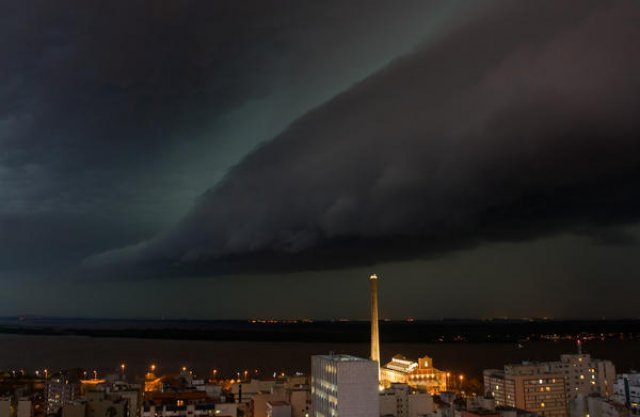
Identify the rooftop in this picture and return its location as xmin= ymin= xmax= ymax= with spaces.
xmin=314 ymin=354 xmax=371 ymax=362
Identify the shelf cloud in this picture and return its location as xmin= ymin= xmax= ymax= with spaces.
xmin=84 ymin=1 xmax=640 ymax=279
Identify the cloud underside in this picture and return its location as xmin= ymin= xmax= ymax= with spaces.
xmin=85 ymin=1 xmax=640 ymax=278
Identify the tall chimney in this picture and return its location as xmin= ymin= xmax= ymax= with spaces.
xmin=369 ymin=273 xmax=380 ymax=379
xmin=577 ymin=337 xmax=583 ymax=355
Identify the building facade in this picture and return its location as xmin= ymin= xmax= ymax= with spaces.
xmin=484 ymin=350 xmax=616 ymax=417
xmin=612 ymin=373 xmax=640 ymax=410
xmin=311 ymin=355 xmax=378 ymax=417
xmin=549 ymin=355 xmax=615 ymax=400
xmin=381 ymin=356 xmax=447 ymax=394
xmin=484 ymin=364 xmax=567 ymax=417
xmin=379 ymin=383 xmax=433 ymax=417
xmin=267 ymin=401 xmax=292 ymax=417
xmin=46 ymin=373 xmax=82 ymax=414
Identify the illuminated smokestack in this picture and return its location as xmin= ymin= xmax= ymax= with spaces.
xmin=369 ymin=273 xmax=380 ymax=379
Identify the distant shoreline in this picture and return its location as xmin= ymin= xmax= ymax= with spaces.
xmin=1 ymin=318 xmax=639 ymax=343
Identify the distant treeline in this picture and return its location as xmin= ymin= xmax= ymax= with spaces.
xmin=0 ymin=318 xmax=639 ymax=343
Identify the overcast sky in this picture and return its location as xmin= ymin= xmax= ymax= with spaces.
xmin=1 ymin=1 xmax=639 ymax=319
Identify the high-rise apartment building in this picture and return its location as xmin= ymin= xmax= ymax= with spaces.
xmin=311 ymin=355 xmax=379 ymax=417
xmin=484 ymin=364 xmax=567 ymax=417
xmin=484 ymin=348 xmax=616 ymax=417
xmin=549 ymin=354 xmax=615 ymax=400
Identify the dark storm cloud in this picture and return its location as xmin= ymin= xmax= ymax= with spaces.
xmin=85 ymin=1 xmax=640 ymax=278
xmin=1 ymin=0 xmax=453 ymax=172
xmin=1 ymin=0 xmax=459 ymax=273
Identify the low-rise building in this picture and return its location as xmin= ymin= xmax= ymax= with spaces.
xmin=380 ymin=383 xmax=433 ymax=417
xmin=61 ymin=403 xmax=86 ymax=417
xmin=612 ymin=373 xmax=640 ymax=410
xmin=570 ymin=395 xmax=630 ymax=417
xmin=381 ymin=356 xmax=447 ymax=394
xmin=0 ymin=399 xmax=11 ymax=417
xmin=46 ymin=371 xmax=83 ymax=414
xmin=141 ymin=403 xmax=237 ymax=417
xmin=16 ymin=400 xmax=31 ymax=417
xmin=267 ymin=401 xmax=291 ymax=417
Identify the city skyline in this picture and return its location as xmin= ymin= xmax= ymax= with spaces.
xmin=1 ymin=1 xmax=640 ymax=319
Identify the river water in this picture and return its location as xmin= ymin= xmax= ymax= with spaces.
xmin=1 ymin=335 xmax=638 ymax=380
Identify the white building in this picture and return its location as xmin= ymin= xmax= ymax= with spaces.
xmin=612 ymin=373 xmax=640 ymax=410
xmin=311 ymin=355 xmax=379 ymax=417
xmin=379 ymin=383 xmax=433 ymax=417
xmin=249 ymin=378 xmax=310 ymax=417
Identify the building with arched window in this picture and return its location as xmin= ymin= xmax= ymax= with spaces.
xmin=381 ymin=355 xmax=447 ymax=394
